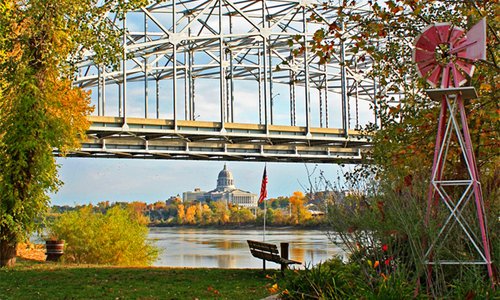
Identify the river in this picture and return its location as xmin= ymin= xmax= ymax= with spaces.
xmin=149 ymin=227 xmax=344 ymax=269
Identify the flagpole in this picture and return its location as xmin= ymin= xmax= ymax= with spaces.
xmin=262 ymin=164 xmax=267 ymax=271
xmin=263 ymin=195 xmax=266 ymax=242
xmin=258 ymin=164 xmax=268 ymax=246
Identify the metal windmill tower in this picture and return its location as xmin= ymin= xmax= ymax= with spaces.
xmin=413 ymin=19 xmax=495 ymax=286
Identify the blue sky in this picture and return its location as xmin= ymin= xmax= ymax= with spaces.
xmin=51 ymin=158 xmax=347 ymax=205
xmin=56 ymin=6 xmax=376 ymax=207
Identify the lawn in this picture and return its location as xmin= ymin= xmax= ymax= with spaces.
xmin=0 ymin=259 xmax=280 ymax=300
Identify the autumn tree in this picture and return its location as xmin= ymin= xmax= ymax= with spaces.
xmin=229 ymin=206 xmax=255 ymax=224
xmin=194 ymin=203 xmax=203 ymax=224
xmin=211 ymin=201 xmax=230 ymax=225
xmin=153 ymin=201 xmax=167 ymax=211
xmin=0 ymin=0 xmax=146 ymax=267
xmin=176 ymin=204 xmax=186 ymax=224
xmin=289 ymin=191 xmax=312 ymax=225
xmin=200 ymin=203 xmax=213 ymax=225
xmin=185 ymin=205 xmax=197 ymax=224
xmin=271 ymin=209 xmax=290 ymax=225
xmin=309 ymin=1 xmax=499 ymax=190
xmin=129 ymin=201 xmax=147 ymax=214
xmin=308 ymin=0 xmax=498 ymax=295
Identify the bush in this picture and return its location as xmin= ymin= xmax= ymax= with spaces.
xmin=279 ymin=258 xmax=417 ymax=300
xmin=48 ymin=205 xmax=158 ymax=266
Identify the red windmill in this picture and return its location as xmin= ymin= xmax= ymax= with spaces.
xmin=413 ymin=19 xmax=495 ymax=287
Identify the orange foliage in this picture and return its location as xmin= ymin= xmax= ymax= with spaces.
xmin=129 ymin=201 xmax=147 ymax=213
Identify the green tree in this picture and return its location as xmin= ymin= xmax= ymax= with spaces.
xmin=0 ymin=0 xmax=146 ymax=267
xmin=48 ymin=205 xmax=158 ymax=266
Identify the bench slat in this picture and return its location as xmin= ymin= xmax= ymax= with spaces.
xmin=247 ymin=240 xmax=279 ymax=255
xmin=247 ymin=240 xmax=301 ymax=266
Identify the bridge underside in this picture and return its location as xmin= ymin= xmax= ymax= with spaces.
xmin=58 ymin=116 xmax=370 ymax=163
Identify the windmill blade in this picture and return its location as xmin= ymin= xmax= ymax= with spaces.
xmin=414 ymin=49 xmax=436 ymax=64
xmin=464 ymin=18 xmax=487 ymax=61
xmin=441 ymin=64 xmax=452 ymax=88
xmin=449 ymin=26 xmax=466 ymax=45
xmin=413 ymin=19 xmax=485 ymax=88
xmin=455 ymin=59 xmax=475 ymax=78
xmin=450 ymin=63 xmax=467 ymax=87
xmin=435 ymin=24 xmax=451 ymax=44
xmin=418 ymin=60 xmax=438 ymax=79
xmin=415 ymin=33 xmax=437 ymax=52
xmin=427 ymin=65 xmax=442 ymax=87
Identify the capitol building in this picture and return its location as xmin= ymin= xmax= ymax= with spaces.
xmin=182 ymin=165 xmax=258 ymax=208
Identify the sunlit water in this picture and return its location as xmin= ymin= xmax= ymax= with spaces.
xmin=148 ymin=227 xmax=344 ymax=269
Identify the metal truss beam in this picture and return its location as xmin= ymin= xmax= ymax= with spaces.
xmin=58 ymin=116 xmax=371 ymax=163
xmin=73 ymin=0 xmax=377 ymax=162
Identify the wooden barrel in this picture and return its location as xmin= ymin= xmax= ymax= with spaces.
xmin=45 ymin=240 xmax=64 ymax=262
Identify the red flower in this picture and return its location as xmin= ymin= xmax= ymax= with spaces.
xmin=382 ymin=244 xmax=388 ymax=252
xmin=385 ymin=259 xmax=390 ymax=266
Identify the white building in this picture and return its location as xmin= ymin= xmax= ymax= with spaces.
xmin=183 ymin=165 xmax=258 ymax=208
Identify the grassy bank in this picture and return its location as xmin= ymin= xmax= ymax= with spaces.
xmin=0 ymin=259 xmax=279 ymax=300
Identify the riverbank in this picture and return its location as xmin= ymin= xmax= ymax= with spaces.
xmin=148 ymin=223 xmax=330 ymax=231
xmin=0 ymin=258 xmax=279 ymax=300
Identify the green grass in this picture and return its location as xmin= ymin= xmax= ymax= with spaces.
xmin=0 ymin=259 xmax=280 ymax=300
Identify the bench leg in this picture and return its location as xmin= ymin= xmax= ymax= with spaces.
xmin=281 ymin=263 xmax=286 ymax=276
xmin=263 ymin=260 xmax=266 ymax=271
xmin=280 ymin=242 xmax=290 ymax=276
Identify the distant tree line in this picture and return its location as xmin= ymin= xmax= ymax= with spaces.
xmin=50 ymin=191 xmax=340 ymax=227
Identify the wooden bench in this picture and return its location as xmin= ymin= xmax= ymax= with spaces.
xmin=247 ymin=240 xmax=301 ymax=274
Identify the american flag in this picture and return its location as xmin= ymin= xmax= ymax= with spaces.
xmin=258 ymin=167 xmax=267 ymax=204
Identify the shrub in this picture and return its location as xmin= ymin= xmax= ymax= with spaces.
xmin=279 ymin=258 xmax=419 ymax=299
xmin=279 ymin=258 xmax=374 ymax=299
xmin=48 ymin=205 xmax=158 ymax=266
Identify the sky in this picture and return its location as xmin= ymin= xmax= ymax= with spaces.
xmin=53 ymin=5 xmax=375 ymax=206
xmin=51 ymin=158 xmax=348 ymax=206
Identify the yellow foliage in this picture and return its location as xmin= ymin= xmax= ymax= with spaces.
xmin=289 ymin=191 xmax=312 ymax=224
xmin=48 ymin=206 xmax=158 ymax=266
xmin=185 ymin=205 xmax=197 ymax=224
xmin=176 ymin=204 xmax=185 ymax=224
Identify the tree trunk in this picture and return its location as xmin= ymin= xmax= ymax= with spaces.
xmin=0 ymin=237 xmax=17 ymax=267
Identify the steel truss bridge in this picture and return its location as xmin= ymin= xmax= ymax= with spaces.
xmin=68 ymin=0 xmax=378 ymax=163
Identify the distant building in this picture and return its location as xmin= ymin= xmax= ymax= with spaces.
xmin=183 ymin=164 xmax=258 ymax=208
xmin=166 ymin=195 xmax=182 ymax=204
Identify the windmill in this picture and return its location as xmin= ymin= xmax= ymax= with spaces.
xmin=412 ymin=19 xmax=495 ymax=286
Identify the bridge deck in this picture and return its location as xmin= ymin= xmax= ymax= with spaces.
xmin=60 ymin=116 xmax=371 ymax=163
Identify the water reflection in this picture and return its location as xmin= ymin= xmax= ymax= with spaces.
xmin=149 ymin=227 xmax=343 ymax=269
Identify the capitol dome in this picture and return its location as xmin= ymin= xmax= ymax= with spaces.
xmin=183 ymin=164 xmax=257 ymax=208
xmin=216 ymin=164 xmax=235 ymax=191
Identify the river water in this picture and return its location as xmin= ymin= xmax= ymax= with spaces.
xmin=149 ymin=227 xmax=344 ymax=269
